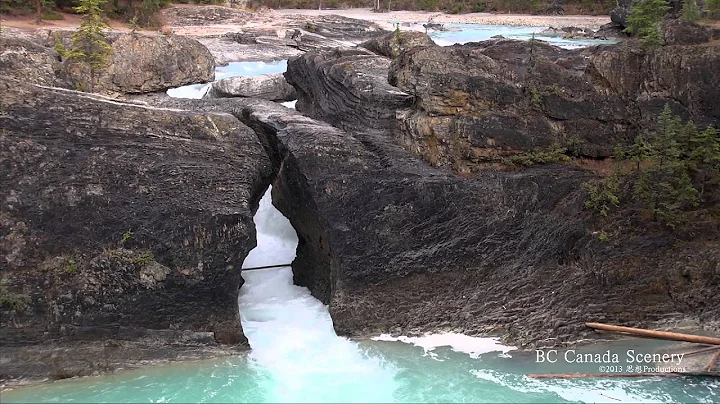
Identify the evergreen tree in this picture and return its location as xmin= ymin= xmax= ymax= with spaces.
xmin=681 ymin=0 xmax=701 ymax=22
xmin=689 ymin=125 xmax=720 ymax=197
xmin=633 ymin=162 xmax=698 ymax=226
xmin=708 ymin=0 xmax=720 ymax=19
xmin=623 ymin=136 xmax=653 ymax=171
xmin=651 ymin=104 xmax=683 ymax=165
xmin=624 ymin=0 xmax=670 ymax=48
xmin=68 ymin=0 xmax=113 ymax=92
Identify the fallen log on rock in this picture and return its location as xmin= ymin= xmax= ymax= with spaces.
xmin=682 ymin=346 xmax=720 ymax=357
xmin=585 ymin=323 xmax=720 ymax=345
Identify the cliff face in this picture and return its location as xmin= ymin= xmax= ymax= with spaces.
xmin=277 ymin=35 xmax=719 ymax=344
xmin=0 ymin=78 xmax=271 ymax=380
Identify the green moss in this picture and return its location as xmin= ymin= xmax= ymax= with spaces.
xmin=63 ymin=259 xmax=79 ymax=274
xmin=502 ymin=143 xmax=570 ymax=168
xmin=0 ymin=283 xmax=31 ymax=314
xmin=546 ymin=84 xmax=563 ymax=96
xmin=120 ymin=230 xmax=133 ymax=245
xmin=131 ymin=250 xmax=155 ymax=265
xmin=529 ymin=85 xmax=541 ymax=108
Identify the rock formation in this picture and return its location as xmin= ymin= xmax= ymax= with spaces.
xmin=0 ymin=77 xmax=271 ymax=380
xmin=386 ymin=38 xmax=719 ymax=172
xmin=276 ymin=35 xmax=719 ymax=347
xmin=206 ymin=73 xmax=297 ymax=101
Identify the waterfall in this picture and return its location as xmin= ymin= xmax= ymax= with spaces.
xmin=238 ymin=186 xmax=398 ymax=402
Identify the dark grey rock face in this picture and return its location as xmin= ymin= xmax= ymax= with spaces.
xmin=384 ymin=38 xmax=719 ymax=172
xmin=0 ymin=78 xmax=272 ymax=381
xmin=226 ymin=99 xmax=720 ymax=350
xmin=276 ymin=39 xmax=719 ymax=347
xmin=206 ymin=73 xmax=297 ymax=101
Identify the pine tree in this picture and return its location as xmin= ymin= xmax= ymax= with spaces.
xmin=624 ymin=0 xmax=671 ymax=48
xmin=651 ymin=104 xmax=683 ymax=166
xmin=681 ymin=0 xmax=701 ymax=22
xmin=624 ymin=136 xmax=653 ymax=171
xmin=633 ymin=162 xmax=698 ymax=226
xmin=68 ymin=0 xmax=113 ymax=92
xmin=689 ymin=125 xmax=720 ymax=197
xmin=708 ymin=0 xmax=720 ymax=19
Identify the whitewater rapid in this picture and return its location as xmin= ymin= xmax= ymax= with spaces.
xmin=238 ymin=186 xmax=398 ymax=402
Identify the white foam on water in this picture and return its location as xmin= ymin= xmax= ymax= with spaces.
xmin=471 ymin=369 xmax=671 ymax=403
xmin=166 ymin=83 xmax=211 ymax=99
xmin=239 ymin=186 xmax=398 ymax=403
xmin=280 ymin=100 xmax=297 ymax=109
xmin=373 ymin=332 xmax=515 ymax=359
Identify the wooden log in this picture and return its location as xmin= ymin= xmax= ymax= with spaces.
xmin=683 ymin=345 xmax=720 ymax=357
xmin=585 ymin=322 xmax=720 ymax=345
xmin=241 ymin=263 xmax=292 ymax=271
xmin=706 ymin=350 xmax=720 ymax=372
xmin=527 ymin=372 xmax=719 ymax=379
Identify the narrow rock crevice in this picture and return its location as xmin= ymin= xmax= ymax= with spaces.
xmin=238 ymin=112 xmax=336 ymax=306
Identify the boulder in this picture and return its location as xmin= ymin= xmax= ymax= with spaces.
xmin=206 ymin=73 xmax=297 ymax=101
xmin=359 ymin=31 xmax=436 ymax=59
xmin=0 ymin=77 xmax=272 ymax=380
xmin=594 ymin=22 xmax=627 ymax=39
xmin=661 ymin=18 xmax=712 ymax=45
xmin=0 ymin=36 xmax=60 ymax=87
xmin=58 ymin=33 xmax=215 ymax=94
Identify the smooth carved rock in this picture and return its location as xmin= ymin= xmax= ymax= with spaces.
xmin=59 ymin=33 xmax=215 ymax=94
xmin=206 ymin=73 xmax=297 ymax=101
xmin=0 ymin=77 xmax=272 ymax=365
xmin=285 ymin=47 xmax=413 ymax=135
